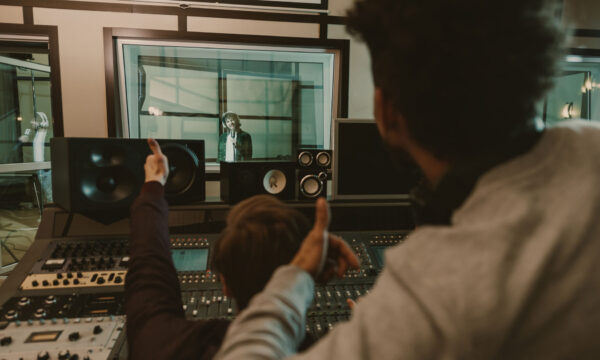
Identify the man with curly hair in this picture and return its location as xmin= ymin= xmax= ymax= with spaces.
xmin=214 ymin=0 xmax=600 ymax=359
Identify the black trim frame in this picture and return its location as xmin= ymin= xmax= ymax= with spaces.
xmin=0 ymin=0 xmax=347 ymax=25
xmin=0 ymin=24 xmax=64 ymax=137
xmin=104 ymin=27 xmax=349 ymax=137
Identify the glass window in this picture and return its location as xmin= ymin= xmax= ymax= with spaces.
xmin=0 ymin=35 xmax=54 ymax=272
xmin=117 ymin=40 xmax=339 ymax=164
xmin=0 ymin=49 xmax=53 ymax=166
xmin=536 ymin=54 xmax=600 ymax=125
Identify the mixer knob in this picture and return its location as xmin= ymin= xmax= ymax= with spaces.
xmin=52 ymin=279 xmax=59 ymax=286
xmin=93 ymin=325 xmax=103 ymax=334
xmin=96 ymin=277 xmax=105 ymax=285
xmin=37 ymin=350 xmax=50 ymax=360
xmin=45 ymin=295 xmax=56 ymax=305
xmin=18 ymin=297 xmax=30 ymax=307
xmin=57 ymin=273 xmax=63 ymax=279
xmin=68 ymin=331 xmax=81 ymax=341
xmin=67 ymin=272 xmax=73 ymax=279
xmin=5 ymin=309 xmax=17 ymax=320
xmin=42 ymin=280 xmax=49 ymax=286
xmin=58 ymin=349 xmax=70 ymax=360
xmin=0 ymin=336 xmax=12 ymax=346
xmin=32 ymin=280 xmax=39 ymax=287
xmin=114 ymin=276 xmax=123 ymax=284
xmin=34 ymin=308 xmax=46 ymax=319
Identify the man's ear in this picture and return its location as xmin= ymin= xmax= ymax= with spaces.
xmin=374 ymin=87 xmax=406 ymax=146
xmin=220 ymin=274 xmax=232 ymax=297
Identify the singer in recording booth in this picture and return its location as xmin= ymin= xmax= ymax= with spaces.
xmin=218 ymin=112 xmax=252 ymax=162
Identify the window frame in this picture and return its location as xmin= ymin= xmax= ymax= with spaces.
xmin=0 ymin=24 xmax=64 ymax=172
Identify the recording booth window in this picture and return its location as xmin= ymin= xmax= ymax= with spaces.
xmin=116 ymin=39 xmax=340 ymax=167
xmin=535 ymin=52 xmax=600 ymax=126
xmin=0 ymin=35 xmax=54 ymax=273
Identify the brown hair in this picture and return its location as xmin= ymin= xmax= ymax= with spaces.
xmin=213 ymin=195 xmax=310 ymax=310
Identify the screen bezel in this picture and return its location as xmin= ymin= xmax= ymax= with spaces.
xmin=332 ymin=118 xmax=412 ymax=201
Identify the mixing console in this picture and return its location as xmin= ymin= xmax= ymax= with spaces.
xmin=0 ymin=229 xmax=408 ymax=358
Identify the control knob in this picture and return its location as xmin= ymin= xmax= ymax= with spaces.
xmin=34 ymin=308 xmax=46 ymax=319
xmin=18 ymin=297 xmax=30 ymax=307
xmin=58 ymin=349 xmax=71 ymax=360
xmin=37 ymin=350 xmax=50 ymax=360
xmin=4 ymin=309 xmax=17 ymax=320
xmin=0 ymin=336 xmax=12 ymax=346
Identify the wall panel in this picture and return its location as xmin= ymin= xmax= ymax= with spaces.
xmin=187 ymin=17 xmax=319 ymax=38
xmin=34 ymin=8 xmax=177 ymax=137
xmin=0 ymin=5 xmax=23 ymax=24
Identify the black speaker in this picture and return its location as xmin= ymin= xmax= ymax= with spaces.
xmin=296 ymin=149 xmax=331 ymax=200
xmin=220 ymin=161 xmax=296 ymax=204
xmin=297 ymin=149 xmax=332 ymax=170
xmin=51 ymin=138 xmax=205 ymax=221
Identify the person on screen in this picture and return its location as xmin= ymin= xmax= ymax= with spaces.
xmin=125 ymin=140 xmax=313 ymax=359
xmin=213 ymin=0 xmax=600 ymax=359
xmin=218 ymin=112 xmax=252 ymax=162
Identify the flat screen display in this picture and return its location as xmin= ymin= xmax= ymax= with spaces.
xmin=372 ymin=246 xmax=387 ymax=268
xmin=333 ymin=119 xmax=421 ymax=199
xmin=171 ymin=249 xmax=208 ymax=272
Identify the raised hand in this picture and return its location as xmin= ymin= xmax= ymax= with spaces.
xmin=144 ymin=138 xmax=169 ymax=185
xmin=291 ymin=198 xmax=360 ymax=282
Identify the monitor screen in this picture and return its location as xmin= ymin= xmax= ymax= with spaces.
xmin=333 ymin=119 xmax=421 ymax=200
xmin=171 ymin=249 xmax=209 ymax=272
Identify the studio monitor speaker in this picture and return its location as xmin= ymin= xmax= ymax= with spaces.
xmin=220 ymin=161 xmax=296 ymax=204
xmin=296 ymin=149 xmax=331 ymax=200
xmin=51 ymin=138 xmax=205 ymax=220
xmin=297 ymin=149 xmax=332 ymax=170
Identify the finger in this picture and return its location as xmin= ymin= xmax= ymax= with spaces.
xmin=331 ymin=235 xmax=360 ymax=270
xmin=346 ymin=298 xmax=356 ymax=310
xmin=312 ymin=197 xmax=331 ymax=234
xmin=147 ymin=138 xmax=163 ymax=156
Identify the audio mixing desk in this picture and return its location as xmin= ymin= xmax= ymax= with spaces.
xmin=0 ymin=202 xmax=414 ymax=359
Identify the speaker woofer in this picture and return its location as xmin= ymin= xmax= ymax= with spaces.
xmin=300 ymin=174 xmax=323 ymax=198
xmin=316 ymin=151 xmax=331 ymax=168
xmin=298 ymin=151 xmax=313 ymax=167
xmin=163 ymin=143 xmax=199 ymax=195
xmin=80 ymin=167 xmax=136 ymax=203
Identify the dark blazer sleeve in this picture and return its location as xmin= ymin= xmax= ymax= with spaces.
xmin=218 ymin=133 xmax=227 ymax=161
xmin=125 ymin=181 xmax=229 ymax=360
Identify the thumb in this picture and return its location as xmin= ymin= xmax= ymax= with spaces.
xmin=312 ymin=197 xmax=330 ymax=235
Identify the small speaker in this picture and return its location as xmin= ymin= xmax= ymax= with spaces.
xmin=51 ymin=138 xmax=205 ymax=221
xmin=220 ymin=161 xmax=296 ymax=204
xmin=297 ymin=149 xmax=332 ymax=170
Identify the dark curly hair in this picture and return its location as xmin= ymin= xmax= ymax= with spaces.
xmin=347 ymin=0 xmax=563 ymax=161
